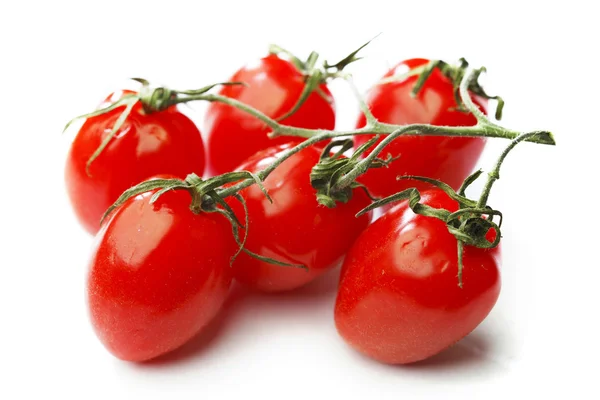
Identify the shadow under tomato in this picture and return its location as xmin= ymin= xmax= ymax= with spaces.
xmin=390 ymin=329 xmax=513 ymax=379
xmin=406 ymin=331 xmax=497 ymax=370
xmin=133 ymin=265 xmax=512 ymax=376
xmin=139 ymin=265 xmax=342 ymax=367
xmin=334 ymin=329 xmax=507 ymax=381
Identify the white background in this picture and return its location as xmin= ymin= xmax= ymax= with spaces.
xmin=1 ymin=1 xmax=598 ymax=399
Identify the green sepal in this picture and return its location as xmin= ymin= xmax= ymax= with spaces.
xmin=85 ymin=98 xmax=138 ymax=176
xmin=101 ymin=178 xmax=185 ymax=224
xmin=276 ymin=69 xmax=324 ymax=122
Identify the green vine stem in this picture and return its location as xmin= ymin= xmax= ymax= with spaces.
xmin=475 ymin=130 xmax=548 ymax=208
xmin=353 ymin=129 xmax=551 ymax=287
xmin=169 ymin=67 xmax=554 ymax=200
xmin=267 ymin=39 xmax=373 ymax=121
xmin=105 ymin=63 xmax=554 ymax=203
xmin=91 ymin=57 xmax=555 ymax=276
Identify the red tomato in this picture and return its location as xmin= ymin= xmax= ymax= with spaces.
xmin=204 ymin=54 xmax=335 ymax=176
xmin=87 ymin=182 xmax=234 ymax=362
xmin=229 ymin=144 xmax=372 ymax=292
xmin=65 ymin=91 xmax=206 ymax=235
xmin=334 ymin=189 xmax=500 ymax=364
xmin=355 ymin=58 xmax=487 ymax=199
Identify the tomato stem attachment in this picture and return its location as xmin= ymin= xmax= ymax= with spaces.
xmin=356 ymin=177 xmax=501 ymax=287
xmin=101 ymin=171 xmax=306 ymax=271
xmin=63 ymin=81 xmax=244 ymax=176
xmin=267 ymin=38 xmax=376 ymax=121
xmin=384 ymin=58 xmax=506 ymax=120
xmin=355 ymin=130 xmax=545 ymax=286
xmin=309 ymin=138 xmax=382 ymax=207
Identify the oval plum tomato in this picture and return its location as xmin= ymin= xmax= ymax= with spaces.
xmin=65 ymin=91 xmax=206 ymax=235
xmin=334 ymin=189 xmax=500 ymax=364
xmin=87 ymin=179 xmax=234 ymax=362
xmin=204 ymin=54 xmax=335 ymax=176
xmin=355 ymin=58 xmax=487 ymax=199
xmin=229 ymin=143 xmax=372 ymax=292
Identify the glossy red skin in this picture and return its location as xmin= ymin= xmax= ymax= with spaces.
xmin=230 ymin=144 xmax=372 ymax=292
xmin=355 ymin=58 xmax=487 ymax=199
xmin=87 ymin=185 xmax=234 ymax=362
xmin=334 ymin=189 xmax=501 ymax=364
xmin=204 ymin=54 xmax=335 ymax=176
xmin=65 ymin=91 xmax=205 ymax=235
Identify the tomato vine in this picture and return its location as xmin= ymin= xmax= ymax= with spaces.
xmin=72 ymin=50 xmax=555 ymax=285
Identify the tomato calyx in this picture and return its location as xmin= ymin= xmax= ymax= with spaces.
xmin=357 ymin=130 xmax=552 ymax=287
xmin=357 ymin=176 xmax=502 ymax=288
xmin=102 ymin=171 xmax=307 ymax=271
xmin=63 ymin=93 xmax=139 ymax=175
xmin=268 ymin=37 xmax=374 ymax=122
xmin=63 ymin=80 xmax=244 ymax=175
xmin=381 ymin=58 xmax=506 ymax=121
xmin=310 ymin=138 xmax=394 ymax=208
xmin=103 ymin=171 xmax=264 ymax=223
xmin=130 ymin=78 xmax=178 ymax=114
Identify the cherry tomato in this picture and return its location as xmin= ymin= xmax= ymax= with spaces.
xmin=65 ymin=91 xmax=206 ymax=235
xmin=204 ymin=54 xmax=335 ymax=176
xmin=229 ymin=144 xmax=372 ymax=292
xmin=334 ymin=189 xmax=500 ymax=364
xmin=355 ymin=58 xmax=487 ymax=199
xmin=87 ymin=181 xmax=234 ymax=362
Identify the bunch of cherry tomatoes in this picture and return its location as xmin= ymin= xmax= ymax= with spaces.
xmin=64 ymin=46 xmax=533 ymax=365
